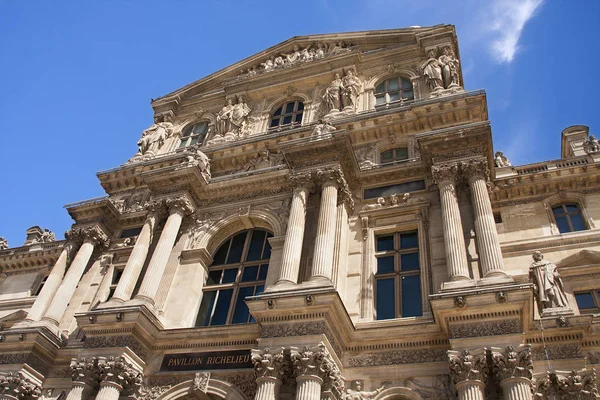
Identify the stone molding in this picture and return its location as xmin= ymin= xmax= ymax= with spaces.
xmin=448 ymin=349 xmax=488 ymax=384
xmin=0 ymin=371 xmax=42 ymax=400
xmin=490 ymin=345 xmax=533 ymax=382
xmin=448 ymin=319 xmax=521 ymax=338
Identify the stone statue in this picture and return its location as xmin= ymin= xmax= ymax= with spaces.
xmin=362 ymin=197 xmax=386 ymax=210
xmin=529 ymin=251 xmax=568 ymax=311
xmin=314 ymin=43 xmax=326 ymax=59
xmin=583 ymin=135 xmax=600 ymax=154
xmin=494 ymin=151 xmax=512 ymax=167
xmin=274 ymin=55 xmax=285 ymax=68
xmin=323 ymin=73 xmax=343 ymax=113
xmin=216 ymin=98 xmax=235 ymax=136
xmin=300 ymin=45 xmax=314 ymax=62
xmin=137 ymin=115 xmax=173 ymax=156
xmin=422 ymin=48 xmax=443 ymax=92
xmin=40 ymin=228 xmax=56 ymax=243
xmin=238 ymin=150 xmax=278 ymax=172
xmin=438 ymin=46 xmax=460 ymax=88
xmin=284 ymin=44 xmax=301 ymax=63
xmin=344 ymin=381 xmax=388 ymax=400
xmin=341 ymin=69 xmax=362 ymax=111
xmin=185 ymin=147 xmax=211 ymax=180
xmin=312 ymin=120 xmax=337 ymax=137
xmin=216 ymin=96 xmax=251 ymax=138
xmin=261 ymin=57 xmax=274 ymax=72
xmin=0 ymin=237 xmax=7 ymax=250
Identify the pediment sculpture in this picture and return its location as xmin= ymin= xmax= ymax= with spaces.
xmin=422 ymin=45 xmax=464 ymax=98
xmin=136 ymin=115 xmax=174 ymax=158
xmin=583 ymin=135 xmax=600 ymax=154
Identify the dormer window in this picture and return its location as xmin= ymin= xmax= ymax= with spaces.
xmin=375 ymin=77 xmax=414 ymax=106
xmin=180 ymin=121 xmax=209 ymax=147
xmin=270 ymin=101 xmax=304 ymax=129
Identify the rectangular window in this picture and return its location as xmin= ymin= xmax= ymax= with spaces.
xmin=575 ymin=291 xmax=600 ymax=312
xmin=120 ymin=227 xmax=142 ymax=238
xmin=108 ymin=268 xmax=124 ymax=300
xmin=364 ymin=180 xmax=425 ymax=200
xmin=552 ymin=204 xmax=587 ymax=233
xmin=374 ymin=231 xmax=422 ymax=320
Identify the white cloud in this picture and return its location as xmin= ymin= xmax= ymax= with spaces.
xmin=487 ymin=0 xmax=544 ymax=63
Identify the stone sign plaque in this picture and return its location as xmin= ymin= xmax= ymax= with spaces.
xmin=160 ymin=350 xmax=252 ymax=372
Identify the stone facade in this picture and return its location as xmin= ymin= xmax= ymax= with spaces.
xmin=1 ymin=25 xmax=600 ymax=400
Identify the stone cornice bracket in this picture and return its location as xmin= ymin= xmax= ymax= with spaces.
xmin=448 ymin=349 xmax=488 ymax=384
xmin=165 ymin=195 xmax=196 ymax=217
xmin=98 ymin=356 xmax=143 ymax=395
xmin=70 ymin=357 xmax=101 ymax=388
xmin=431 ymin=162 xmax=459 ymax=186
xmin=251 ymin=348 xmax=288 ymax=380
xmin=491 ymin=345 xmax=533 ymax=382
xmin=0 ymin=372 xmax=42 ymax=400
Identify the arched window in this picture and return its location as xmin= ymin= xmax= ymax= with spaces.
xmin=179 ymin=121 xmax=210 ymax=148
xmin=270 ymin=101 xmax=304 ymax=129
xmin=552 ymin=203 xmax=587 ymax=233
xmin=380 ymin=147 xmax=409 ymax=163
xmin=196 ymin=229 xmax=273 ymax=326
xmin=375 ymin=77 xmax=414 ymax=106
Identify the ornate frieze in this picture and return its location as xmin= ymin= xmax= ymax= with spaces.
xmin=490 ymin=345 xmax=533 ymax=382
xmin=355 ymin=145 xmax=376 ymax=169
xmin=447 ymin=349 xmax=488 ymax=384
xmin=448 ymin=319 xmax=521 ymax=339
xmin=0 ymin=372 xmax=42 ymax=400
xmin=228 ymin=150 xmax=284 ymax=175
xmin=83 ymin=336 xmax=148 ymax=359
xmin=135 ymin=384 xmax=172 ymax=400
xmin=348 ymin=349 xmax=447 ymax=367
xmin=531 ymin=344 xmax=581 ymax=361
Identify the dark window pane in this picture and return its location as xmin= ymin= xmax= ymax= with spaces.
xmin=285 ymin=102 xmax=295 ymax=114
xmin=213 ymin=239 xmax=230 ymax=265
xmin=403 ymin=90 xmax=414 ymax=100
xmin=222 ymin=268 xmax=238 ymax=283
xmin=401 ymin=253 xmax=420 ymax=271
xmin=283 ymin=115 xmax=292 ymax=125
xmin=297 ymin=102 xmax=304 ymax=111
xmin=258 ymin=264 xmax=268 ymax=281
xmin=389 ymin=93 xmax=400 ymax=102
xmin=376 ymin=235 xmax=394 ymax=252
xmin=402 ymin=275 xmax=422 ymax=317
xmin=207 ymin=270 xmax=222 ymax=285
xmin=294 ymin=113 xmax=303 ymax=123
xmin=249 ymin=285 xmax=264 ymax=323
xmin=120 ymin=227 xmax=142 ymax=238
xmin=395 ymin=148 xmax=409 ymax=160
xmin=387 ymin=79 xmax=399 ymax=90
xmin=552 ymin=206 xmax=564 ymax=216
xmin=570 ymin=214 xmax=586 ymax=231
xmin=112 ymin=269 xmax=124 ymax=284
xmin=232 ymin=286 xmax=254 ymax=324
xmin=190 ymin=137 xmax=199 ymax=145
xmin=402 ymin=78 xmax=413 ymax=89
xmin=375 ymin=95 xmax=386 ymax=106
xmin=376 ymin=256 xmax=395 ymax=274
xmin=565 ymin=204 xmax=579 ymax=213
xmin=381 ymin=150 xmax=393 ymax=163
xmin=376 ymin=278 xmax=395 ymax=320
xmin=555 ymin=216 xmax=571 ymax=233
xmin=400 ymin=232 xmax=418 ymax=248
xmin=270 ymin=118 xmax=280 ymax=128
xmin=375 ymin=82 xmax=385 ymax=93
xmin=364 ymin=180 xmax=426 ymax=199
xmin=273 ymin=107 xmax=282 ymax=116
xmin=262 ymin=237 xmax=272 ymax=259
xmin=181 ymin=126 xmax=192 ymax=138
xmin=575 ymin=292 xmax=596 ymax=309
xmin=210 ymin=289 xmax=233 ymax=326
xmin=227 ymin=232 xmax=247 ymax=264
xmin=197 ymin=291 xmax=216 ymax=326
xmin=247 ymin=230 xmax=266 ymax=261
xmin=241 ymin=266 xmax=259 ymax=282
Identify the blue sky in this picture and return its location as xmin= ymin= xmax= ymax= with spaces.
xmin=1 ymin=0 xmax=599 ymax=246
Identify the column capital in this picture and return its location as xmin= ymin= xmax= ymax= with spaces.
xmin=98 ymin=356 xmax=143 ymax=395
xmin=431 ymin=162 xmax=459 ymax=185
xmin=69 ymin=225 xmax=110 ymax=248
xmin=145 ymin=199 xmax=167 ymax=219
xmin=461 ymin=158 xmax=490 ymax=183
xmin=0 ymin=372 xmax=42 ymax=400
xmin=166 ymin=196 xmax=195 ymax=216
xmin=448 ymin=349 xmax=488 ymax=385
xmin=70 ymin=357 xmax=101 ymax=388
xmin=291 ymin=343 xmax=342 ymax=393
xmin=289 ymin=172 xmax=314 ymax=191
xmin=252 ymin=348 xmax=288 ymax=380
xmin=491 ymin=345 xmax=533 ymax=382
xmin=314 ymin=166 xmax=344 ymax=187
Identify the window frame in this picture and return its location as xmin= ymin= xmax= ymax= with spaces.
xmin=269 ymin=100 xmax=304 ymax=130
xmin=542 ymin=194 xmax=595 ymax=235
xmin=179 ymin=121 xmax=210 ymax=148
xmin=574 ymin=290 xmax=600 ymax=313
xmin=380 ymin=147 xmax=409 ymax=164
xmin=374 ymin=77 xmax=414 ymax=107
xmin=196 ymin=229 xmax=273 ymax=327
xmin=551 ymin=203 xmax=587 ymax=233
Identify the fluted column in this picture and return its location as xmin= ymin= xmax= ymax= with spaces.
xmin=432 ymin=163 xmax=470 ymax=281
xmin=492 ymin=345 xmax=533 ymax=400
xmin=252 ymin=348 xmax=285 ymax=400
xmin=26 ymin=234 xmax=79 ymax=322
xmin=43 ymin=226 xmax=108 ymax=325
xmin=111 ymin=203 xmax=163 ymax=302
xmin=95 ymin=382 xmax=121 ymax=400
xmin=136 ymin=196 xmax=194 ymax=305
xmin=66 ymin=382 xmax=95 ymax=400
xmin=67 ymin=357 xmax=100 ymax=400
xmin=463 ymin=159 xmax=507 ymax=278
xmin=448 ymin=349 xmax=488 ymax=400
xmin=277 ymin=177 xmax=311 ymax=285
xmin=292 ymin=343 xmax=342 ymax=400
xmin=95 ymin=356 xmax=142 ymax=400
xmin=310 ymin=169 xmax=345 ymax=283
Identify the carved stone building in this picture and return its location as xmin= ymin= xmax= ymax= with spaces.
xmin=2 ymin=25 xmax=600 ymax=400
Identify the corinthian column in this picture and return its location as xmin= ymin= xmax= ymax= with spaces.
xmin=291 ymin=343 xmax=342 ymax=400
xmin=95 ymin=357 xmax=142 ymax=400
xmin=252 ymin=348 xmax=286 ymax=400
xmin=432 ymin=163 xmax=470 ymax=282
xmin=462 ymin=159 xmax=507 ymax=278
xmin=276 ymin=174 xmax=311 ymax=286
xmin=43 ymin=225 xmax=109 ymax=325
xmin=310 ymin=169 xmax=345 ymax=284
xmin=136 ymin=196 xmax=194 ymax=306
xmin=491 ymin=345 xmax=533 ymax=400
xmin=111 ymin=202 xmax=164 ymax=302
xmin=448 ymin=349 xmax=488 ymax=400
xmin=67 ymin=357 xmax=100 ymax=400
xmin=25 ymin=232 xmax=79 ymax=322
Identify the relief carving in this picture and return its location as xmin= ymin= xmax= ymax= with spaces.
xmin=98 ymin=356 xmax=143 ymax=394
xmin=251 ymin=348 xmax=287 ymax=380
xmin=0 ymin=372 xmax=42 ymax=400
xmin=136 ymin=115 xmax=174 ymax=158
xmin=491 ymin=345 xmax=533 ymax=382
xmin=192 ymin=372 xmax=210 ymax=393
xmin=447 ymin=349 xmax=488 ymax=384
xmin=448 ymin=319 xmax=521 ymax=338
xmin=431 ymin=163 xmax=459 ymax=185
xmin=403 ymin=376 xmax=453 ymax=400
xmin=348 ymin=349 xmax=447 ymax=367
xmin=230 ymin=150 xmax=284 ymax=174
xmin=222 ymin=373 xmax=256 ymax=400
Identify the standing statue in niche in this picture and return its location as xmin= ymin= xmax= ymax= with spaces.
xmin=529 ymin=251 xmax=568 ymax=311
xmin=137 ymin=115 xmax=174 ymax=156
xmin=341 ymin=69 xmax=362 ymax=111
xmin=494 ymin=151 xmax=512 ymax=167
xmin=422 ymin=48 xmax=444 ymax=92
xmin=323 ymin=73 xmax=343 ymax=113
xmin=438 ymin=46 xmax=461 ymax=88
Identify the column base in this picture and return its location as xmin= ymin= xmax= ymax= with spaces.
xmin=264 ymin=280 xmax=299 ymax=293
xmin=94 ymin=298 xmax=126 ymax=310
xmin=304 ymin=276 xmax=334 ymax=289
xmin=441 ymin=275 xmax=514 ymax=292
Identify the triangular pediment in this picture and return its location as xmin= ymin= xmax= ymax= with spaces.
xmin=152 ymin=25 xmax=456 ymax=112
xmin=557 ymin=250 xmax=600 ymax=268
